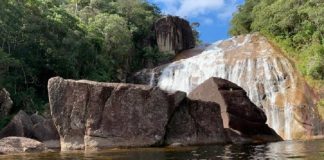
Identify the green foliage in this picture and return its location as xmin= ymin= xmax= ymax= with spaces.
xmin=317 ymin=99 xmax=324 ymax=119
xmin=230 ymin=0 xmax=324 ymax=80
xmin=0 ymin=0 xmax=162 ymax=113
xmin=0 ymin=115 xmax=12 ymax=130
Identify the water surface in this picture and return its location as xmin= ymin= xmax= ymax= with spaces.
xmin=1 ymin=139 xmax=324 ymax=160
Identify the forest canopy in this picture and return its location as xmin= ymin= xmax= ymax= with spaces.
xmin=0 ymin=0 xmax=163 ymax=113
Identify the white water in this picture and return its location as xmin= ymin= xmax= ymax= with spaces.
xmin=149 ymin=71 xmax=155 ymax=87
xmin=154 ymin=34 xmax=302 ymax=140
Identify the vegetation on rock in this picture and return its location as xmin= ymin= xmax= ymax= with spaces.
xmin=230 ymin=0 xmax=324 ymax=118
xmin=230 ymin=0 xmax=324 ymax=81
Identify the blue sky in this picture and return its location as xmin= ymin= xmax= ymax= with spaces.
xmin=148 ymin=0 xmax=245 ymax=43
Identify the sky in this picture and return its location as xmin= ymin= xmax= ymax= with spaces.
xmin=148 ymin=0 xmax=245 ymax=43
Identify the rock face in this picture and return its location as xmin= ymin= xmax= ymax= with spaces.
xmin=0 ymin=137 xmax=45 ymax=153
xmin=0 ymin=110 xmax=34 ymax=138
xmin=0 ymin=111 xmax=60 ymax=148
xmin=154 ymin=16 xmax=195 ymax=54
xmin=48 ymin=77 xmax=186 ymax=150
xmin=165 ymin=99 xmax=229 ymax=145
xmin=133 ymin=33 xmax=321 ymax=140
xmin=189 ymin=78 xmax=282 ymax=143
xmin=30 ymin=113 xmax=60 ymax=148
xmin=48 ymin=77 xmax=281 ymax=150
xmin=0 ymin=88 xmax=13 ymax=117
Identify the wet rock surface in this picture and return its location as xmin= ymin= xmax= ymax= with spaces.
xmin=132 ymin=33 xmax=321 ymax=140
xmin=0 ymin=137 xmax=45 ymax=153
xmin=154 ymin=16 xmax=195 ymax=54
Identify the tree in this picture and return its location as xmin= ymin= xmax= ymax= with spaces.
xmin=230 ymin=0 xmax=324 ymax=80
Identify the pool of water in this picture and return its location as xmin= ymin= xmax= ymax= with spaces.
xmin=1 ymin=139 xmax=324 ymax=160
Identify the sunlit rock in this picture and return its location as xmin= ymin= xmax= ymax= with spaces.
xmin=133 ymin=33 xmax=322 ymax=140
xmin=0 ymin=137 xmax=45 ymax=153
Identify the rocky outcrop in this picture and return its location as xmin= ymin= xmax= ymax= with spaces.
xmin=30 ymin=113 xmax=60 ymax=148
xmin=0 ymin=88 xmax=13 ymax=117
xmin=165 ymin=99 xmax=228 ymax=145
xmin=48 ymin=77 xmax=186 ymax=150
xmin=189 ymin=78 xmax=282 ymax=143
xmin=154 ymin=16 xmax=195 ymax=54
xmin=132 ymin=33 xmax=321 ymax=140
xmin=0 ymin=111 xmax=60 ymax=148
xmin=0 ymin=137 xmax=45 ymax=153
xmin=48 ymin=77 xmax=281 ymax=150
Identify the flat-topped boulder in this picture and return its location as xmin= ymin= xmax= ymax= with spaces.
xmin=48 ymin=77 xmax=281 ymax=150
xmin=189 ymin=77 xmax=282 ymax=143
xmin=48 ymin=77 xmax=228 ymax=150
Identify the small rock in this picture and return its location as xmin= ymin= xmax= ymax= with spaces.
xmin=169 ymin=143 xmax=183 ymax=147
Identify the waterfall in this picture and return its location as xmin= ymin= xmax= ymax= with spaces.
xmin=151 ymin=33 xmax=319 ymax=140
xmin=149 ymin=71 xmax=155 ymax=87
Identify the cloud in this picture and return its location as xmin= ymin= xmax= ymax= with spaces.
xmin=202 ymin=18 xmax=214 ymax=25
xmin=152 ymin=0 xmax=238 ymax=20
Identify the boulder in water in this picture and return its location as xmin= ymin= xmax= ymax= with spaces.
xmin=48 ymin=77 xmax=187 ymax=150
xmin=0 ymin=137 xmax=45 ymax=153
xmin=165 ymin=99 xmax=229 ymax=145
xmin=48 ymin=77 xmax=281 ymax=150
xmin=189 ymin=77 xmax=282 ymax=143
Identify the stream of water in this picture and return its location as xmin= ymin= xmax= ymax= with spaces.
xmin=1 ymin=139 xmax=324 ymax=160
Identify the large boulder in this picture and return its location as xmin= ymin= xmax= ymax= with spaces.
xmin=188 ymin=77 xmax=282 ymax=143
xmin=0 ymin=88 xmax=13 ymax=117
xmin=0 ymin=137 xmax=45 ymax=153
xmin=154 ymin=16 xmax=195 ymax=55
xmin=48 ymin=77 xmax=281 ymax=151
xmin=30 ymin=113 xmax=60 ymax=148
xmin=48 ymin=77 xmax=188 ymax=150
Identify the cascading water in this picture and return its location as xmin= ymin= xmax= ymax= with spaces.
xmin=150 ymin=33 xmax=321 ymax=140
xmin=149 ymin=71 xmax=155 ymax=87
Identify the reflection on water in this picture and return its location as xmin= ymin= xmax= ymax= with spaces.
xmin=1 ymin=139 xmax=324 ymax=160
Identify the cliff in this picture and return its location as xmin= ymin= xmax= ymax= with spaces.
xmin=132 ymin=33 xmax=322 ymax=140
xmin=154 ymin=16 xmax=195 ymax=54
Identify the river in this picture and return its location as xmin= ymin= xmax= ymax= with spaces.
xmin=1 ymin=139 xmax=324 ymax=159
